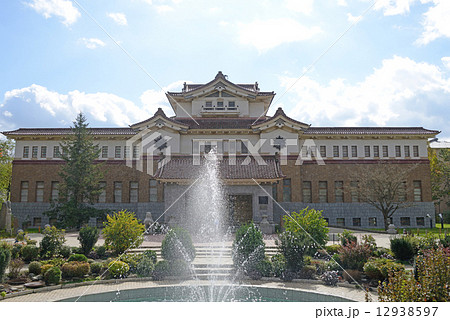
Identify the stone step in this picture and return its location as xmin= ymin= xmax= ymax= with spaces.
xmin=192 ymin=267 xmax=234 ymax=275
xmin=192 ymin=274 xmax=232 ymax=280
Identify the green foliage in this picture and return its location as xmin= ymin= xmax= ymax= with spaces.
xmin=0 ymin=139 xmax=14 ymax=203
xmin=390 ymin=237 xmax=415 ymax=261
xmin=153 ymin=260 xmax=170 ymax=280
xmin=440 ymin=235 xmax=450 ymax=248
xmin=325 ymin=244 xmax=341 ymax=256
xmin=11 ymin=244 xmax=22 ymax=259
xmin=161 ymin=227 xmax=196 ymax=262
xmin=343 ymin=269 xmax=362 ymax=283
xmin=277 ymin=230 xmax=308 ymax=273
xmin=20 ymin=245 xmax=39 ymax=263
xmin=59 ymin=245 xmax=72 ymax=259
xmin=338 ymin=241 xmax=372 ymax=271
xmin=363 ymin=258 xmax=404 ymax=281
xmin=143 ymin=250 xmax=157 ymax=264
xmin=136 ymin=256 xmax=154 ymax=278
xmin=429 ymin=148 xmax=450 ymax=207
xmin=0 ymin=242 xmax=12 ymax=282
xmin=28 ymin=261 xmax=42 ymax=275
xmin=61 ymin=261 xmax=90 ymax=279
xmin=8 ymin=258 xmax=24 ymax=278
xmin=119 ymin=253 xmax=143 ymax=273
xmin=15 ymin=230 xmax=28 ymax=242
xmin=78 ymin=226 xmax=99 ymax=255
xmin=90 ymin=262 xmax=103 ymax=274
xmin=41 ymin=264 xmax=53 ymax=276
xmin=338 ymin=230 xmax=357 ymax=247
xmin=95 ymin=245 xmax=107 ymax=258
xmin=282 ymin=208 xmax=329 ymax=254
xmin=298 ymin=265 xmax=316 ymax=279
xmin=271 ymin=254 xmax=286 ymax=277
xmin=40 ymin=258 xmax=65 ymax=268
xmin=256 ymin=259 xmax=273 ymax=277
xmin=103 ymin=210 xmax=145 ymax=255
xmin=39 ymin=226 xmax=66 ymax=259
xmin=68 ymin=253 xmax=88 ymax=262
xmin=44 ymin=266 xmax=61 ymax=285
xmin=108 ymin=260 xmax=129 ymax=278
xmin=378 ymin=247 xmax=450 ymax=301
xmin=168 ymin=259 xmax=191 ymax=277
xmin=232 ymin=222 xmax=265 ymax=274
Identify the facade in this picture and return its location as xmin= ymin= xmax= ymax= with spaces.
xmin=3 ymin=72 xmax=440 ymax=231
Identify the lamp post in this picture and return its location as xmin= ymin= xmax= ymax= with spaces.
xmin=439 ymin=213 xmax=444 ymax=230
xmin=426 ymin=214 xmax=433 ymax=229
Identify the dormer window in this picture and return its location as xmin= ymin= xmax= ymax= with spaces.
xmin=228 ymin=101 xmax=236 ymax=109
xmin=205 ymin=101 xmax=213 ymax=110
xmin=216 ymin=101 xmax=224 ymax=110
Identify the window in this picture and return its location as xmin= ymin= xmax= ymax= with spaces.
xmin=115 ymin=146 xmax=121 ymax=158
xmin=364 ymin=146 xmax=371 ymax=157
xmin=124 ymin=146 xmax=130 ymax=159
xmin=36 ymin=181 xmax=44 ymax=202
xmin=23 ymin=146 xmax=29 ymax=158
xmin=413 ymin=180 xmax=422 ymax=202
xmin=302 ymin=181 xmax=312 ymax=203
xmin=395 ymin=146 xmax=401 ymax=157
xmin=404 ymin=146 xmax=410 ymax=157
xmin=98 ymin=182 xmax=106 ymax=203
xmin=319 ymin=181 xmax=328 ymax=203
xmin=400 ymin=217 xmax=411 ymax=226
xmin=320 ymin=146 xmax=326 ymax=158
xmin=216 ymin=101 xmax=224 ymax=109
xmin=336 ymin=218 xmax=345 ymax=227
xmin=133 ymin=146 xmax=139 ymax=159
xmin=272 ymin=184 xmax=278 ymax=201
xmin=413 ymin=145 xmax=419 ymax=157
xmin=374 ymin=146 xmax=379 ymax=157
xmin=416 ymin=217 xmax=425 ymax=226
xmin=228 ymin=101 xmax=236 ymax=109
xmin=398 ymin=181 xmax=407 ymax=202
xmin=41 ymin=146 xmax=47 ymax=158
xmin=382 ymin=145 xmax=389 ymax=157
xmin=351 ymin=146 xmax=357 ymax=157
xmin=33 ymin=217 xmax=42 ymax=227
xmin=350 ymin=181 xmax=359 ymax=202
xmin=101 ymin=146 xmax=108 ymax=158
xmin=205 ymin=101 xmax=213 ymax=109
xmin=51 ymin=181 xmax=59 ymax=201
xmin=204 ymin=142 xmax=212 ymax=154
xmin=368 ymin=217 xmax=377 ymax=227
xmin=334 ymin=181 xmax=344 ymax=202
xmin=149 ymin=179 xmax=158 ymax=202
xmin=259 ymin=196 xmax=268 ymax=204
xmin=32 ymin=146 xmax=38 ymax=158
xmin=130 ymin=182 xmax=139 ymax=203
xmin=53 ymin=146 xmax=61 ymax=158
xmin=283 ymin=179 xmax=291 ymax=202
xmin=342 ymin=146 xmax=348 ymax=158
xmin=20 ymin=181 xmax=29 ymax=202
xmin=241 ymin=140 xmax=248 ymax=154
xmin=353 ymin=218 xmax=361 ymax=227
xmin=114 ymin=182 xmax=122 ymax=203
xmin=333 ymin=146 xmax=339 ymax=157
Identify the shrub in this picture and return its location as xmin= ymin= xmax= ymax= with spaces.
xmin=8 ymin=258 xmax=24 ymax=279
xmin=28 ymin=261 xmax=42 ymax=275
xmin=78 ymin=226 xmax=99 ymax=255
xmin=68 ymin=253 xmax=88 ymax=262
xmin=39 ymin=226 xmax=66 ymax=259
xmin=390 ymin=237 xmax=415 ymax=261
xmin=298 ymin=265 xmax=316 ymax=279
xmin=41 ymin=264 xmax=54 ymax=276
xmin=168 ymin=259 xmax=191 ymax=277
xmin=108 ymin=260 xmax=129 ymax=278
xmin=282 ymin=208 xmax=329 ymax=254
xmin=271 ymin=254 xmax=286 ymax=277
xmin=338 ymin=230 xmax=357 ymax=247
xmin=40 ymin=258 xmax=65 ymax=268
xmin=136 ymin=256 xmax=154 ymax=278
xmin=343 ymin=269 xmax=362 ymax=283
xmin=103 ymin=210 xmax=145 ymax=255
xmin=361 ymin=235 xmax=377 ymax=253
xmin=16 ymin=230 xmax=28 ymax=242
xmin=325 ymin=244 xmax=341 ymax=256
xmin=338 ymin=241 xmax=372 ymax=271
xmin=0 ymin=242 xmax=12 ymax=282
xmin=11 ymin=244 xmax=22 ymax=259
xmin=143 ymin=250 xmax=157 ymax=264
xmin=440 ymin=235 xmax=450 ymax=248
xmin=96 ymin=245 xmax=107 ymax=258
xmin=90 ymin=262 xmax=103 ymax=275
xmin=256 ymin=259 xmax=273 ymax=278
xmin=321 ymin=270 xmax=339 ymax=286
xmin=232 ymin=223 xmax=265 ymax=274
xmin=44 ymin=266 xmax=61 ymax=285
xmin=119 ymin=253 xmax=143 ymax=273
xmin=153 ymin=260 xmax=170 ymax=280
xmin=61 ymin=261 xmax=90 ymax=279
xmin=59 ymin=246 xmax=72 ymax=259
xmin=161 ymin=227 xmax=196 ymax=262
xmin=364 ymin=258 xmax=404 ymax=281
xmin=20 ymin=245 xmax=39 ymax=263
xmin=326 ymin=259 xmax=341 ymax=272
xmin=373 ymin=247 xmax=393 ymax=258
xmin=277 ymin=230 xmax=308 ymax=273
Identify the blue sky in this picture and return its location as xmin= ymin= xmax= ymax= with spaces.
xmin=1 ymin=0 xmax=449 ymax=139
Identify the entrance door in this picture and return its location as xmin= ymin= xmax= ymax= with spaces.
xmin=228 ymin=195 xmax=253 ymax=226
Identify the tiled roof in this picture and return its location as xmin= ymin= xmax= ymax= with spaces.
xmin=304 ymin=127 xmax=440 ymax=135
xmin=255 ymin=107 xmax=310 ymax=128
xmin=2 ymin=127 xmax=136 ymax=136
xmin=173 ymin=117 xmax=268 ymax=129
xmin=154 ymin=155 xmax=283 ymax=180
xmin=130 ymin=108 xmax=188 ymax=128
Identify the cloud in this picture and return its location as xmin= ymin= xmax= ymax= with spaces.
xmin=284 ymin=0 xmax=314 ymax=15
xmin=78 ymin=38 xmax=106 ymax=49
xmin=372 ymin=0 xmax=416 ymax=16
xmin=416 ymin=0 xmax=450 ymax=45
xmin=156 ymin=5 xmax=173 ymax=13
xmin=279 ymin=56 xmax=450 ymax=136
xmin=347 ymin=13 xmax=362 ymax=23
xmin=107 ymin=12 xmax=128 ymax=26
xmin=140 ymin=80 xmax=188 ymax=117
xmin=337 ymin=0 xmax=348 ymax=6
xmin=237 ymin=18 xmax=322 ymax=53
xmin=26 ymin=0 xmax=81 ymax=26
xmin=442 ymin=56 xmax=450 ymax=69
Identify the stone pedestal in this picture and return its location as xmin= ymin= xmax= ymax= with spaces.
xmin=387 ymin=224 xmax=397 ymax=234
xmin=144 ymin=212 xmax=154 ymax=233
xmin=259 ymin=214 xmax=274 ymax=234
xmin=0 ymin=201 xmax=12 ymax=234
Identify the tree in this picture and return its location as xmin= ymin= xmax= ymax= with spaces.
xmin=352 ymin=161 xmax=415 ymax=231
xmin=44 ymin=113 xmax=105 ymax=228
xmin=429 ymin=148 xmax=450 ymax=208
xmin=0 ymin=139 xmax=14 ymax=203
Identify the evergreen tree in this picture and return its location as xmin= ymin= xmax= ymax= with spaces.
xmin=0 ymin=139 xmax=14 ymax=203
xmin=44 ymin=113 xmax=106 ymax=228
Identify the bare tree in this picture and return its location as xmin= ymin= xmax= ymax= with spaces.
xmin=352 ymin=161 xmax=416 ymax=231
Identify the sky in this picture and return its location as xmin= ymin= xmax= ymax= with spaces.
xmin=1 ymin=0 xmax=449 ymax=140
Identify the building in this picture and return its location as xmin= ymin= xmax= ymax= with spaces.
xmin=2 ymin=72 xmax=440 ymax=231
xmin=429 ymin=140 xmax=450 ymax=215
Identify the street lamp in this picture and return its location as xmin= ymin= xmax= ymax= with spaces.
xmin=426 ymin=214 xmax=433 ymax=229
xmin=439 ymin=213 xmax=444 ymax=230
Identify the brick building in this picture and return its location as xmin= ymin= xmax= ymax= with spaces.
xmin=2 ymin=72 xmax=440 ymax=231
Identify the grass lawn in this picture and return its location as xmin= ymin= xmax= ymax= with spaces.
xmin=372 ymin=224 xmax=450 ymax=236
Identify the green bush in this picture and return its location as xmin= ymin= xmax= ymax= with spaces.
xmin=440 ymin=235 xmax=450 ymax=248
xmin=153 ymin=260 xmax=170 ymax=280
xmin=325 ymin=244 xmax=341 ymax=256
xmin=390 ymin=237 xmax=415 ymax=261
xmin=136 ymin=256 xmax=154 ymax=278
xmin=41 ymin=264 xmax=53 ymax=276
xmin=119 ymin=253 xmax=143 ymax=273
xmin=143 ymin=250 xmax=157 ymax=264
xmin=232 ymin=223 xmax=265 ymax=274
xmin=78 ymin=226 xmax=99 ymax=255
xmin=20 ymin=245 xmax=39 ymax=263
xmin=338 ymin=230 xmax=357 ymax=247
xmin=277 ymin=230 xmax=308 ymax=273
xmin=168 ymin=259 xmax=191 ymax=277
xmin=28 ymin=261 xmax=42 ymax=275
xmin=40 ymin=258 xmax=65 ymax=267
xmin=59 ymin=245 xmax=72 ymax=259
xmin=68 ymin=253 xmax=88 ymax=262
xmin=103 ymin=210 xmax=145 ymax=255
xmin=90 ymin=262 xmax=103 ymax=275
xmin=338 ymin=241 xmax=372 ymax=271
xmin=108 ymin=260 xmax=129 ymax=278
xmin=61 ymin=261 xmax=90 ymax=279
xmin=0 ymin=242 xmax=12 ymax=282
xmin=343 ymin=269 xmax=362 ymax=283
xmin=44 ymin=266 xmax=61 ymax=285
xmin=161 ymin=227 xmax=196 ymax=262
xmin=39 ymin=226 xmax=66 ymax=259
xmin=11 ymin=244 xmax=22 ymax=259
xmin=256 ymin=259 xmax=273 ymax=277
xmin=298 ymin=265 xmax=316 ymax=279
xmin=363 ymin=258 xmax=405 ymax=281
xmin=8 ymin=258 xmax=24 ymax=279
xmin=271 ymin=254 xmax=286 ymax=277
xmin=95 ymin=245 xmax=107 ymax=258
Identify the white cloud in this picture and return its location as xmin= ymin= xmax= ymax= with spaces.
xmin=284 ymin=0 xmax=314 ymax=15
xmin=416 ymin=0 xmax=450 ymax=45
xmin=107 ymin=12 xmax=128 ymax=26
xmin=372 ymin=0 xmax=416 ymax=16
xmin=78 ymin=38 xmax=106 ymax=49
xmin=156 ymin=5 xmax=173 ymax=13
xmin=441 ymin=56 xmax=450 ymax=69
xmin=27 ymin=0 xmax=81 ymax=26
xmin=337 ymin=0 xmax=348 ymax=6
xmin=347 ymin=13 xmax=362 ymax=23
xmin=237 ymin=18 xmax=322 ymax=53
xmin=3 ymin=111 xmax=12 ymax=118
xmin=279 ymin=56 xmax=450 ymax=133
xmin=140 ymin=80 xmax=188 ymax=117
